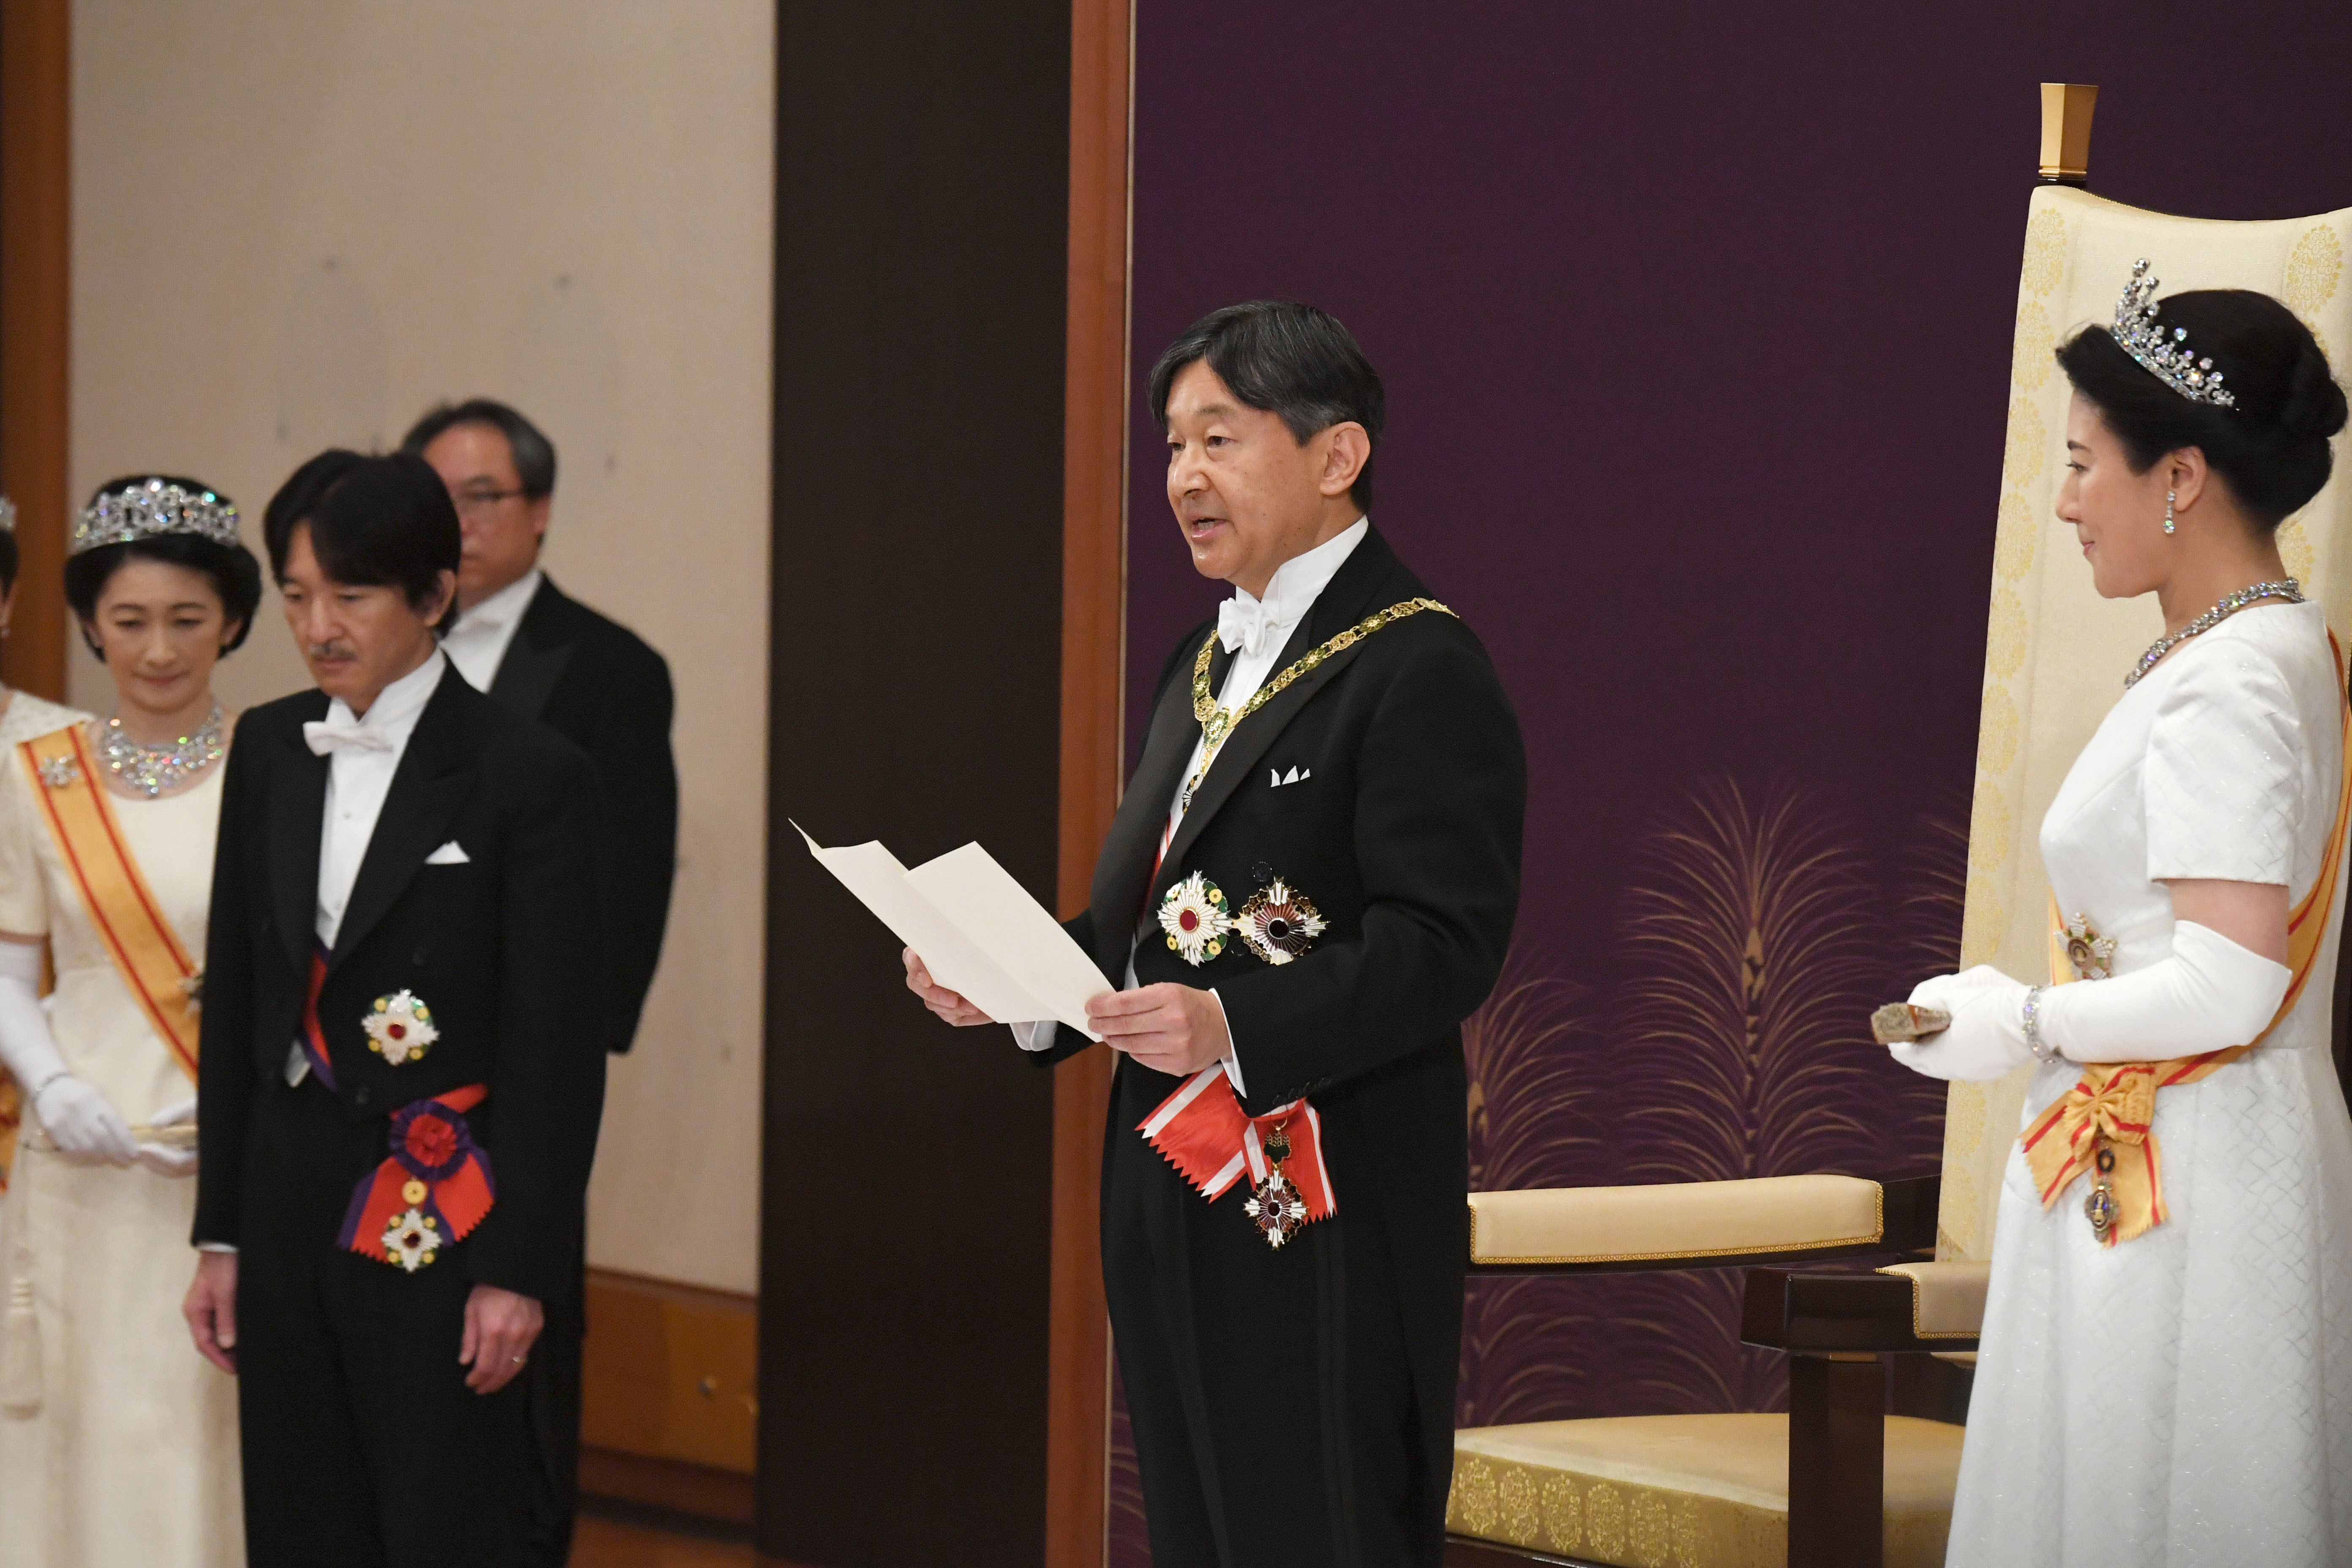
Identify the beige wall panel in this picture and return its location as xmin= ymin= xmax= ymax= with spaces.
xmin=72 ymin=0 xmax=774 ymax=1293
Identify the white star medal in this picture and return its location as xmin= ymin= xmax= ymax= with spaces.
xmin=1157 ymin=872 xmax=1233 ymax=966
xmin=381 ymin=1208 xmax=441 ymax=1272
xmin=362 ymin=990 xmax=441 ymax=1065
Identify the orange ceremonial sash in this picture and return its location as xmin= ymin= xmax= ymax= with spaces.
xmin=16 ymin=726 xmax=200 ymax=1083
xmin=2020 ymin=633 xmax=2352 ymax=1247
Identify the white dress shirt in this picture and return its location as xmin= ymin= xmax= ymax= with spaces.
xmin=284 ymin=650 xmax=448 ymax=1085
xmin=1015 ymin=519 xmax=1370 ymax=1094
xmin=440 ymin=568 xmax=542 ymax=692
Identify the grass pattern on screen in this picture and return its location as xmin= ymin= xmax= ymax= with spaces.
xmin=1463 ymin=955 xmax=1595 ymax=1194
xmin=1617 ymin=778 xmax=1883 ymax=1184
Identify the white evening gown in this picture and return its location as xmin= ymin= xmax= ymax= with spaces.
xmin=0 ymin=735 xmax=242 ymax=1568
xmin=1948 ymin=599 xmax=2352 ymax=1567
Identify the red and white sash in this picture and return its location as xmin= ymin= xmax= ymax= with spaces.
xmin=1140 ymin=1065 xmax=1337 ymax=1224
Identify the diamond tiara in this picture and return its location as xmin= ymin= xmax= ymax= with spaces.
xmin=2111 ymin=259 xmax=2235 ymax=409
xmin=71 ymin=478 xmax=240 ymax=556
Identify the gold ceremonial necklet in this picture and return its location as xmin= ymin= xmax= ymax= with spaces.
xmin=1179 ymin=597 xmax=1454 ymax=811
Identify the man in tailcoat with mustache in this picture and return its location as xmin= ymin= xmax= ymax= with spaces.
xmin=184 ymin=451 xmax=607 ymax=1566
xmin=906 ymin=301 xmax=1526 ymax=1567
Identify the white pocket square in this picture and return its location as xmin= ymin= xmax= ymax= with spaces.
xmin=425 ymin=841 xmax=471 ymax=865
xmin=1267 ymin=765 xmax=1312 ymax=788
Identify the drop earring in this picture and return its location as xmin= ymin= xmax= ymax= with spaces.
xmin=2164 ymin=489 xmax=2177 ymax=535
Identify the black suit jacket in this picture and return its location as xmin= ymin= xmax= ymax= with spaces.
xmin=1047 ymin=525 xmax=1526 ymax=1522
xmin=193 ymin=668 xmax=610 ymax=1303
xmin=482 ymin=576 xmax=677 ymax=1054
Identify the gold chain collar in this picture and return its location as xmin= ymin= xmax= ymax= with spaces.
xmin=1181 ymin=597 xmax=1454 ymax=808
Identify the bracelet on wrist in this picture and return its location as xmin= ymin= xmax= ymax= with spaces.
xmin=2021 ymin=985 xmax=2060 ymax=1064
xmin=25 ymin=1068 xmax=69 ymax=1104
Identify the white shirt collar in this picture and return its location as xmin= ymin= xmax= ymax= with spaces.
xmin=324 ymin=648 xmax=447 ymax=737
xmin=451 ymin=566 xmax=543 ymax=637
xmin=1217 ymin=517 xmax=1368 ymax=655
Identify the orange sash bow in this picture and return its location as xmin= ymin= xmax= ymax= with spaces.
xmin=2020 ymin=634 xmax=2352 ymax=1246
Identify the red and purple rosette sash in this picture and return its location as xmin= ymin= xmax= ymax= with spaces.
xmin=1138 ymin=1067 xmax=1336 ymax=1222
xmin=338 ymin=1084 xmax=496 ymax=1267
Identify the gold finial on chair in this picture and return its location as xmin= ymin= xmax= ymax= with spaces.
xmin=2039 ymin=83 xmax=2098 ymax=186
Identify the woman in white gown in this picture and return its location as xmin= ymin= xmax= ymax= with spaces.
xmin=0 ymin=495 xmax=93 ymax=1196
xmin=0 ymin=476 xmax=262 ymax=1567
xmin=1893 ymin=270 xmax=2352 ymax=1565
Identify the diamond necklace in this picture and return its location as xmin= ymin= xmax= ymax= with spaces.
xmin=98 ymin=704 xmax=226 ymax=797
xmin=2124 ymin=579 xmax=2303 ymax=689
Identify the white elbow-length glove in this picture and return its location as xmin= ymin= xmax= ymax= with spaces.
xmin=1887 ymin=920 xmax=2289 ymax=1081
xmin=2035 ymin=920 xmax=2287 ymax=1063
xmin=0 ymin=941 xmax=135 ymax=1166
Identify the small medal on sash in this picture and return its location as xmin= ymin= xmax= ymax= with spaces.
xmin=1158 ymin=873 xmax=1233 ymax=966
xmin=362 ymin=990 xmax=441 ymax=1065
xmin=1243 ymin=1123 xmax=1309 ymax=1248
xmin=381 ymin=1209 xmax=442 ymax=1272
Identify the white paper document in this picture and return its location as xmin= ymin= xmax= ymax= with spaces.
xmin=796 ymin=824 xmax=1111 ymax=1040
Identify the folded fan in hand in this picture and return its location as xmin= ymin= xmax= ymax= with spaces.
xmin=1871 ymin=1003 xmax=1951 ymax=1045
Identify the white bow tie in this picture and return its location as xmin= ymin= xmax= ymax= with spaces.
xmin=303 ymin=721 xmax=396 ymax=757
xmin=1218 ymin=596 xmax=1288 ymax=657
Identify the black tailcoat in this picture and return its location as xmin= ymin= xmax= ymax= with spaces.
xmin=483 ymin=575 xmax=677 ymax=1056
xmin=479 ymin=577 xmax=675 ymax=1565
xmin=193 ymin=667 xmax=609 ymax=1567
xmin=1041 ymin=527 xmax=1526 ymax=1567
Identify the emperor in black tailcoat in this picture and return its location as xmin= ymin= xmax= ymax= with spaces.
xmin=1038 ymin=524 xmax=1525 ymax=1565
xmin=194 ymin=669 xmax=607 ymax=1565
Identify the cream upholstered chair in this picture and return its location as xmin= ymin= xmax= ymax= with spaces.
xmin=1446 ymin=85 xmax=2352 ymax=1568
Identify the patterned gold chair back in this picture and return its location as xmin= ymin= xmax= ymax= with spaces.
xmin=1942 ymin=188 xmax=2352 ymax=1260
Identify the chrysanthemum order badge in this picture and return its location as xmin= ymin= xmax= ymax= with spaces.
xmin=1157 ymin=871 xmax=1233 ymax=966
xmin=362 ymin=989 xmax=440 ymax=1065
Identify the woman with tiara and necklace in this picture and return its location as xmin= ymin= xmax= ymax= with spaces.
xmin=0 ymin=476 xmax=258 ymax=1566
xmin=1890 ymin=269 xmax=2352 ymax=1565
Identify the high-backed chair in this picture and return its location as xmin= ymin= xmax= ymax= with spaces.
xmin=1445 ymin=84 xmax=2352 ymax=1568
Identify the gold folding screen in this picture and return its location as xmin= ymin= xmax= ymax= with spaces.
xmin=1942 ymin=188 xmax=2352 ymax=1260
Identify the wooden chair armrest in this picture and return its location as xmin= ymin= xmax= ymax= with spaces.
xmin=1466 ymin=1174 xmax=1937 ymax=1276
xmin=1740 ymin=1266 xmax=1982 ymax=1355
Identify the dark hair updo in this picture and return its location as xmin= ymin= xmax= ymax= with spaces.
xmin=64 ymin=475 xmax=265 ymax=656
xmin=2056 ymin=289 xmax=2349 ymax=529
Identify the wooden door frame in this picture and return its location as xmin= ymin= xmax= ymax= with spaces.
xmin=0 ymin=0 xmax=71 ymax=702
xmin=1046 ymin=0 xmax=1133 ymax=1563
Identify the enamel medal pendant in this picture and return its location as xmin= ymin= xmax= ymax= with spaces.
xmin=1244 ymin=1123 xmax=1309 ymax=1248
xmin=1158 ymin=873 xmax=1233 ymax=966
xmin=362 ymin=990 xmax=441 ymax=1065
xmin=1236 ymin=878 xmax=1326 ymax=966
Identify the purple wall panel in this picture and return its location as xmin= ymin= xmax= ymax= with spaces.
xmin=1109 ymin=3 xmax=2352 ymax=1560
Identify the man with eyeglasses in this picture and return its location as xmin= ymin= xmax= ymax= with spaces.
xmin=401 ymin=399 xmax=677 ymax=1057
xmin=400 ymin=398 xmax=677 ymax=1567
